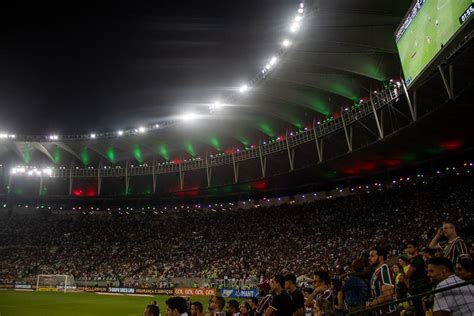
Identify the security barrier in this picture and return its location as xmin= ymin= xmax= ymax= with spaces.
xmin=349 ymin=280 xmax=474 ymax=315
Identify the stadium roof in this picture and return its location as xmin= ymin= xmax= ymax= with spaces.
xmin=0 ymin=0 xmax=473 ymax=191
xmin=0 ymin=0 xmax=418 ymax=165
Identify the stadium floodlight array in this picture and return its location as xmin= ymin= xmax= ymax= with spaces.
xmin=0 ymin=133 xmax=15 ymax=139
xmin=0 ymin=120 xmax=174 ymax=142
xmin=210 ymin=1 xmax=306 ymax=112
xmin=6 ymin=84 xmax=404 ymax=187
xmin=0 ymin=2 xmax=306 ymax=142
xmin=10 ymin=166 xmax=53 ymax=177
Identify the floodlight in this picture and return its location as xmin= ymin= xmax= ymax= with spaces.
xmin=11 ymin=167 xmax=25 ymax=175
xmin=294 ymin=15 xmax=302 ymax=22
xmin=300 ymin=3 xmax=304 ymax=8
xmin=282 ymin=39 xmax=291 ymax=47
xmin=138 ymin=126 xmax=146 ymax=133
xmin=239 ymin=84 xmax=249 ymax=93
xmin=290 ymin=21 xmax=301 ymax=33
xmin=154 ymin=124 xmax=160 ymax=128
xmin=269 ymin=56 xmax=278 ymax=65
xmin=117 ymin=130 xmax=124 ymax=136
xmin=180 ymin=112 xmax=199 ymax=121
xmin=90 ymin=134 xmax=96 ymax=139
xmin=209 ymin=100 xmax=222 ymax=112
xmin=298 ymin=8 xmax=304 ymax=14
xmin=49 ymin=135 xmax=58 ymax=140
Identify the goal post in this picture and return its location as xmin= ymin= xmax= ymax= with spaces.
xmin=36 ymin=274 xmax=76 ymax=292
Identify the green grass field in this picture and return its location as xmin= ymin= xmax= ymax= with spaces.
xmin=396 ymin=0 xmax=472 ymax=85
xmin=0 ymin=291 xmax=212 ymax=316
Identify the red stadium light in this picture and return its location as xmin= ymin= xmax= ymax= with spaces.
xmin=72 ymin=189 xmax=83 ymax=197
xmin=383 ymin=159 xmax=401 ymax=167
xmin=440 ymin=139 xmax=463 ymax=151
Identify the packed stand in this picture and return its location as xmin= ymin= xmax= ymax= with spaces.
xmin=1 ymin=174 xmax=474 ymax=314
xmin=1 ymin=174 xmax=473 ymax=282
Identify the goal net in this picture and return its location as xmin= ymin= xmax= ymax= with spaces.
xmin=36 ymin=274 xmax=76 ymax=292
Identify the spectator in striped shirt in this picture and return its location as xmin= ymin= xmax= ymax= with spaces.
xmin=429 ymin=222 xmax=471 ymax=265
xmin=256 ymin=283 xmax=272 ymax=316
xmin=227 ymin=300 xmax=241 ymax=316
xmin=209 ymin=296 xmax=226 ymax=316
xmin=249 ymin=298 xmax=258 ymax=316
xmin=367 ymin=246 xmax=397 ymax=316
xmin=304 ymin=271 xmax=332 ymax=308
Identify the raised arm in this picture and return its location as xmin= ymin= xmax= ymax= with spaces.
xmin=429 ymin=227 xmax=444 ymax=249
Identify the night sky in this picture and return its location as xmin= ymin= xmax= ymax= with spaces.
xmin=0 ymin=1 xmax=297 ymax=134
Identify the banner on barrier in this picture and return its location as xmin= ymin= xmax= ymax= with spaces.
xmin=38 ymin=287 xmax=59 ymax=292
xmin=79 ymin=287 xmax=108 ymax=292
xmin=174 ymin=288 xmax=216 ymax=296
xmin=56 ymin=285 xmax=77 ymax=290
xmin=15 ymin=284 xmax=32 ymax=289
xmin=108 ymin=287 xmax=135 ymax=294
xmin=0 ymin=284 xmax=14 ymax=289
xmin=219 ymin=289 xmax=259 ymax=298
xmin=136 ymin=288 xmax=174 ymax=295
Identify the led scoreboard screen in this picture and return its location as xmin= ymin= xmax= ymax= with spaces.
xmin=395 ymin=0 xmax=473 ymax=87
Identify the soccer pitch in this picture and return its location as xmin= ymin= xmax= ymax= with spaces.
xmin=396 ymin=0 xmax=472 ymax=86
xmin=0 ymin=291 xmax=211 ymax=316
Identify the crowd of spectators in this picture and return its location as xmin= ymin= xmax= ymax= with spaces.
xmin=1 ymin=174 xmax=473 ymax=284
xmin=163 ymin=252 xmax=473 ymax=316
xmin=1 ymin=172 xmax=474 ymax=314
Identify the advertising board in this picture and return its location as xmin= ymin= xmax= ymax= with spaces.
xmin=174 ymin=288 xmax=216 ymax=296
